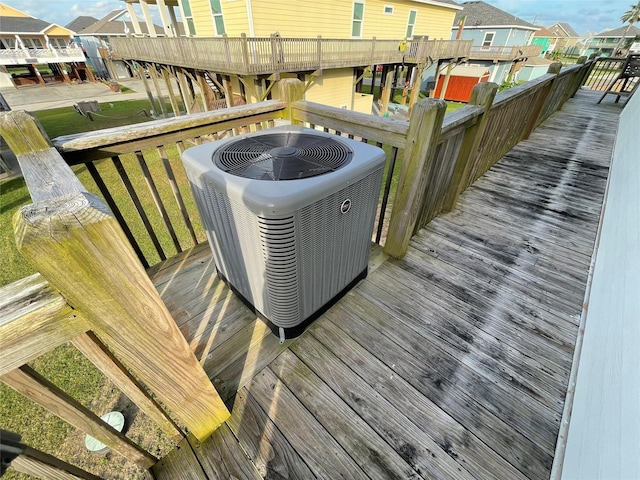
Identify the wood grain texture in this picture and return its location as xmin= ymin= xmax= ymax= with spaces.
xmin=1 ymin=366 xmax=157 ymax=469
xmin=151 ymin=437 xmax=207 ymax=480
xmin=384 ymin=98 xmax=446 ymax=258
xmin=11 ymin=446 xmax=104 ymax=480
xmin=71 ymin=332 xmax=182 ymax=440
xmin=14 ymin=191 xmax=230 ymax=440
xmin=291 ymin=100 xmax=409 ymax=149
xmin=0 ymin=110 xmax=52 ymax=155
xmin=0 ymin=274 xmax=89 ymax=375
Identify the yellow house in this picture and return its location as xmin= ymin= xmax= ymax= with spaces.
xmin=116 ymin=0 xmax=465 ymax=114
xmin=178 ymin=0 xmax=460 ymax=40
xmin=0 ymin=3 xmax=94 ymax=88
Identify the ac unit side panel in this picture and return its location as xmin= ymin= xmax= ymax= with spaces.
xmin=296 ymin=168 xmax=384 ymax=321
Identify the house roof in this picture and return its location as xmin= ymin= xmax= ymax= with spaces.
xmin=533 ymin=26 xmax=555 ymax=37
xmin=523 ymin=56 xmax=554 ymax=66
xmin=593 ymin=25 xmax=640 ymax=38
xmin=453 ymin=1 xmax=538 ymax=30
xmin=66 ymin=16 xmax=99 ymax=33
xmin=77 ymin=9 xmax=163 ymax=36
xmin=0 ymin=15 xmax=51 ymax=34
xmin=548 ymin=22 xmax=579 ymax=38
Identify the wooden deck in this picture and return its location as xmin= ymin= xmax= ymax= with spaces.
xmin=148 ymin=90 xmax=620 ymax=480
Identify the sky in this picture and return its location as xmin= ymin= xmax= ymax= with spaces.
xmin=1 ymin=0 xmax=636 ymax=36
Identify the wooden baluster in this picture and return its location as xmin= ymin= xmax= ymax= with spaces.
xmin=111 ymin=155 xmax=166 ymax=261
xmin=157 ymin=145 xmax=199 ymax=246
xmin=375 ymin=146 xmax=398 ymax=244
xmin=1 ymin=366 xmax=157 ymax=468
xmin=4 ymin=430 xmax=104 ymax=480
xmin=522 ymin=62 xmax=562 ymax=139
xmin=2 ymin=110 xmax=231 ymax=441
xmin=136 ymin=151 xmax=182 ymax=253
xmin=86 ymin=161 xmax=148 ymax=268
xmin=383 ymin=98 xmax=446 ymax=259
xmin=71 ymin=331 xmax=183 ymax=440
xmin=442 ymin=82 xmax=498 ymax=212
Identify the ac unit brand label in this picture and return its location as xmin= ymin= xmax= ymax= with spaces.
xmin=340 ymin=199 xmax=352 ymax=214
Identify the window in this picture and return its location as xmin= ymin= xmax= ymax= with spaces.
xmin=406 ymin=10 xmax=417 ymax=39
xmin=210 ymin=0 xmax=225 ymax=35
xmin=383 ymin=5 xmax=393 ymax=15
xmin=482 ymin=32 xmax=495 ymax=48
xmin=181 ymin=0 xmax=196 ymax=35
xmin=0 ymin=38 xmax=16 ymax=49
xmin=352 ymin=2 xmax=364 ymax=38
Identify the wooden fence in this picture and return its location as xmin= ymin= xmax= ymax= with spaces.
xmin=0 ymin=59 xmax=594 ymax=479
xmin=109 ymin=35 xmax=472 ymax=75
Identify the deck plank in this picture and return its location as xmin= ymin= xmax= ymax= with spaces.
xmin=226 ymin=388 xmax=317 ymax=479
xmin=151 ymin=90 xmax=618 ymax=480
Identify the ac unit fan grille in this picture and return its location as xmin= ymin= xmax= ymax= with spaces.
xmin=213 ymin=132 xmax=352 ymax=180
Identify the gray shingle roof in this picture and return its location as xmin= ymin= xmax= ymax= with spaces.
xmin=77 ymin=9 xmax=164 ymax=36
xmin=593 ymin=25 xmax=640 ymax=38
xmin=66 ymin=16 xmax=99 ymax=33
xmin=549 ymin=23 xmax=579 ymax=38
xmin=0 ymin=16 xmax=50 ymax=34
xmin=454 ymin=1 xmax=537 ymax=29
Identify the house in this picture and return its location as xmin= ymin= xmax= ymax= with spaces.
xmin=106 ymin=0 xmax=470 ymax=116
xmin=73 ymin=10 xmax=166 ymax=80
xmin=547 ymin=22 xmax=581 ymax=53
xmin=0 ymin=3 xmax=95 ymax=88
xmin=531 ymin=26 xmax=555 ymax=56
xmin=518 ymin=55 xmax=555 ymax=81
xmin=585 ymin=25 xmax=640 ymax=57
xmin=427 ymin=1 xmax=540 ymax=98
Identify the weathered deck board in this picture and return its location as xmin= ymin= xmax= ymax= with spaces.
xmin=152 ymin=90 xmax=619 ymax=479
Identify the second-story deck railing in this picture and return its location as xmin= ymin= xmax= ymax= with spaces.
xmin=0 ymin=46 xmax=86 ymax=65
xmin=109 ymin=35 xmax=472 ymax=75
xmin=0 ymin=57 xmax=595 ymax=479
xmin=468 ymin=44 xmax=542 ymax=61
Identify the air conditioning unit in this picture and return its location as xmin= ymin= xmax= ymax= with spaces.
xmin=182 ymin=125 xmax=385 ymax=340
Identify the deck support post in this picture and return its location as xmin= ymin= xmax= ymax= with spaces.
xmin=383 ymin=98 xmax=446 ymax=258
xmin=442 ymin=82 xmax=498 ymax=212
xmin=522 ymin=62 xmax=562 ymax=139
xmin=162 ymin=66 xmax=181 ymax=116
xmin=380 ymin=70 xmax=394 ymax=116
xmin=1 ymin=110 xmax=231 ymax=442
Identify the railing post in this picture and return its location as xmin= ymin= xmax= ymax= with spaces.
xmin=1 ymin=110 xmax=230 ymax=442
xmin=241 ymin=33 xmax=250 ymax=71
xmin=522 ymin=62 xmax=562 ymax=139
xmin=317 ymin=35 xmax=322 ymax=68
xmin=442 ymin=82 xmax=498 ymax=212
xmin=274 ymin=77 xmax=305 ymax=123
xmin=384 ymin=98 xmax=446 ymax=259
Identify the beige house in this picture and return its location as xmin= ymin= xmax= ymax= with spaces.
xmin=0 ymin=3 xmax=95 ymax=88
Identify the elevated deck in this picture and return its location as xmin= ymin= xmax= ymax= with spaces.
xmin=149 ymin=90 xmax=620 ymax=480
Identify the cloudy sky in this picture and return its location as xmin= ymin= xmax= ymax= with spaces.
xmin=2 ymin=0 xmax=636 ymax=36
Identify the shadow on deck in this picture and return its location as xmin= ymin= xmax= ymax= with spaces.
xmin=149 ymin=90 xmax=621 ymax=480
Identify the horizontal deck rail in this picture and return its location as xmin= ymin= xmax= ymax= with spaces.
xmin=109 ymin=36 xmax=472 ymax=75
xmin=468 ymin=44 xmax=542 ymax=61
xmin=0 ymin=57 xmax=595 ymax=479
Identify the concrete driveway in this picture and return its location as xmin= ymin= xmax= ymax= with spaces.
xmin=0 ymin=78 xmax=156 ymax=112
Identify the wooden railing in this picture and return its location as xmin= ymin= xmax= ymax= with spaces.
xmin=109 ymin=35 xmax=472 ymax=75
xmin=0 ymin=59 xmax=594 ymax=478
xmin=468 ymin=44 xmax=542 ymax=61
xmin=582 ymin=56 xmax=629 ymax=91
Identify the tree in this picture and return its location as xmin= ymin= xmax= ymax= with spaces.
xmin=616 ymin=1 xmax=640 ymax=54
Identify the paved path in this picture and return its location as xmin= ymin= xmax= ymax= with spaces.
xmin=0 ymin=79 xmax=160 ymax=112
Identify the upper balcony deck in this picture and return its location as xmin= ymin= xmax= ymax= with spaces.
xmin=108 ymin=36 xmax=473 ymax=75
